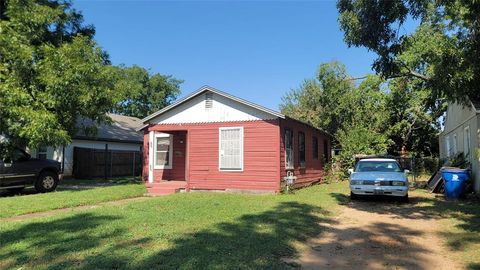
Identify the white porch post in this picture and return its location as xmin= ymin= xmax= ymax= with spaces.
xmin=148 ymin=130 xmax=154 ymax=183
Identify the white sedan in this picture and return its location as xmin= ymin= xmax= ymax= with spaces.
xmin=349 ymin=158 xmax=409 ymax=202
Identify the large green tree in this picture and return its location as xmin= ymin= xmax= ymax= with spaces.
xmin=386 ymin=78 xmax=443 ymax=156
xmin=281 ymin=62 xmax=392 ymax=168
xmin=0 ymin=0 xmax=115 ymax=148
xmin=112 ymin=65 xmax=182 ymax=119
xmin=337 ymin=0 xmax=480 ymax=105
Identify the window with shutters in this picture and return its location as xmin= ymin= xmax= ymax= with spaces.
xmin=298 ymin=132 xmax=306 ymax=168
xmin=154 ymin=133 xmax=173 ymax=169
xmin=219 ymin=127 xmax=244 ymax=171
xmin=285 ymin=129 xmax=294 ymax=169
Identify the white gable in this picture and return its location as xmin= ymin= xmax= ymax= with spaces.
xmin=149 ymin=92 xmax=279 ymax=124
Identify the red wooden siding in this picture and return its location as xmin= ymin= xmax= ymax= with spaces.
xmin=146 ymin=120 xmax=281 ymax=192
xmin=279 ymin=118 xmax=330 ymax=187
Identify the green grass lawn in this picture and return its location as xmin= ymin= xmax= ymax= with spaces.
xmin=0 ymin=182 xmax=348 ymax=270
xmin=2 ymin=181 xmax=479 ymax=269
xmin=0 ymin=181 xmax=146 ymax=218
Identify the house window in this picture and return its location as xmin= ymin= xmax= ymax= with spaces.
xmin=219 ymin=127 xmax=243 ymax=171
xmin=445 ymin=135 xmax=450 ymax=157
xmin=323 ymin=140 xmax=330 ymax=163
xmin=298 ymin=132 xmax=305 ymax=168
xmin=285 ymin=129 xmax=294 ymax=169
xmin=154 ymin=133 xmax=173 ymax=169
xmin=452 ymin=133 xmax=457 ymax=154
xmin=37 ymin=146 xmax=47 ymax=160
xmin=464 ymin=126 xmax=471 ymax=158
xmin=312 ymin=136 xmax=319 ymax=159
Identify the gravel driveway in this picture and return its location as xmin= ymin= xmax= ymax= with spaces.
xmin=297 ymin=194 xmax=461 ymax=270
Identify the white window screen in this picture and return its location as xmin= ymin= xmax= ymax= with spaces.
xmin=285 ymin=129 xmax=294 ymax=169
xmin=155 ymin=134 xmax=172 ymax=169
xmin=219 ymin=127 xmax=243 ymax=171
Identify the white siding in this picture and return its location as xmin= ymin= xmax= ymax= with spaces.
xmin=149 ymin=92 xmax=277 ymax=124
xmin=440 ymin=102 xmax=480 ymax=191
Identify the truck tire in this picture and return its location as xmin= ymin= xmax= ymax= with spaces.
xmin=35 ymin=171 xmax=59 ymax=193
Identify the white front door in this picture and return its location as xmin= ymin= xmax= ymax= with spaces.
xmin=148 ymin=131 xmax=154 ymax=183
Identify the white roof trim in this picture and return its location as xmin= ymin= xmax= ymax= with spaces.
xmin=142 ymin=85 xmax=285 ymax=123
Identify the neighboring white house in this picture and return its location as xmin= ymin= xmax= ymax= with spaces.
xmin=30 ymin=113 xmax=143 ymax=176
xmin=439 ymin=98 xmax=480 ymax=191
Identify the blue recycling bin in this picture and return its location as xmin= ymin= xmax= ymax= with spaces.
xmin=441 ymin=168 xmax=470 ymax=199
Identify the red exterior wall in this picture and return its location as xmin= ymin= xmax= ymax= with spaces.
xmin=279 ymin=118 xmax=331 ymax=187
xmin=145 ymin=120 xmax=281 ymax=192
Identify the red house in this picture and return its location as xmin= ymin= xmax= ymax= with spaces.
xmin=140 ymin=86 xmax=332 ymax=195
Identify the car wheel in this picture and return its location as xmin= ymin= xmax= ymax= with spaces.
xmin=400 ymin=194 xmax=409 ymax=203
xmin=35 ymin=171 xmax=59 ymax=193
xmin=350 ymin=191 xmax=359 ymax=200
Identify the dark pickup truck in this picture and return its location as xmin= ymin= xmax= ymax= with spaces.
xmin=0 ymin=148 xmax=62 ymax=193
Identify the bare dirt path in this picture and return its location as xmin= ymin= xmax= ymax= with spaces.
xmin=1 ymin=197 xmax=150 ymax=222
xmin=297 ymin=195 xmax=461 ymax=270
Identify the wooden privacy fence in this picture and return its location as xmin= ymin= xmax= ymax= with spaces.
xmin=73 ymin=147 xmax=142 ymax=179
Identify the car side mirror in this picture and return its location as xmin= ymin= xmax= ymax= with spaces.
xmin=347 ymin=168 xmax=354 ymax=175
xmin=404 ymin=169 xmax=410 ymax=174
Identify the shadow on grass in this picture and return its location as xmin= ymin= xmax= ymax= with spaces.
xmin=469 ymin=263 xmax=480 ymax=270
xmin=0 ymin=202 xmax=331 ymax=270
xmin=331 ymin=191 xmax=480 ymax=256
xmin=0 ymin=213 xmax=127 ymax=269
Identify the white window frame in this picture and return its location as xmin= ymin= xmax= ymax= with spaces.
xmin=154 ymin=133 xmax=173 ymax=169
xmin=445 ymin=135 xmax=450 ymax=157
xmin=218 ymin=127 xmax=244 ymax=172
xmin=464 ymin=126 xmax=471 ymax=158
xmin=285 ymin=129 xmax=294 ymax=169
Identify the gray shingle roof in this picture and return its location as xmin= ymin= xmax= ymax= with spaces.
xmin=75 ymin=113 xmax=143 ymax=143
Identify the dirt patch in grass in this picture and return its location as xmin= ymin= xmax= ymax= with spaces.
xmin=297 ymin=192 xmax=463 ymax=270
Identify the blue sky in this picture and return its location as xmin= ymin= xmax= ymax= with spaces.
xmin=74 ymin=1 xmax=378 ymax=111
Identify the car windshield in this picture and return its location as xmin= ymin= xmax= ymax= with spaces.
xmin=355 ymin=161 xmax=402 ymax=172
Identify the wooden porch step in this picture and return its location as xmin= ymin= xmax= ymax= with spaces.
xmin=145 ymin=181 xmax=187 ymax=196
